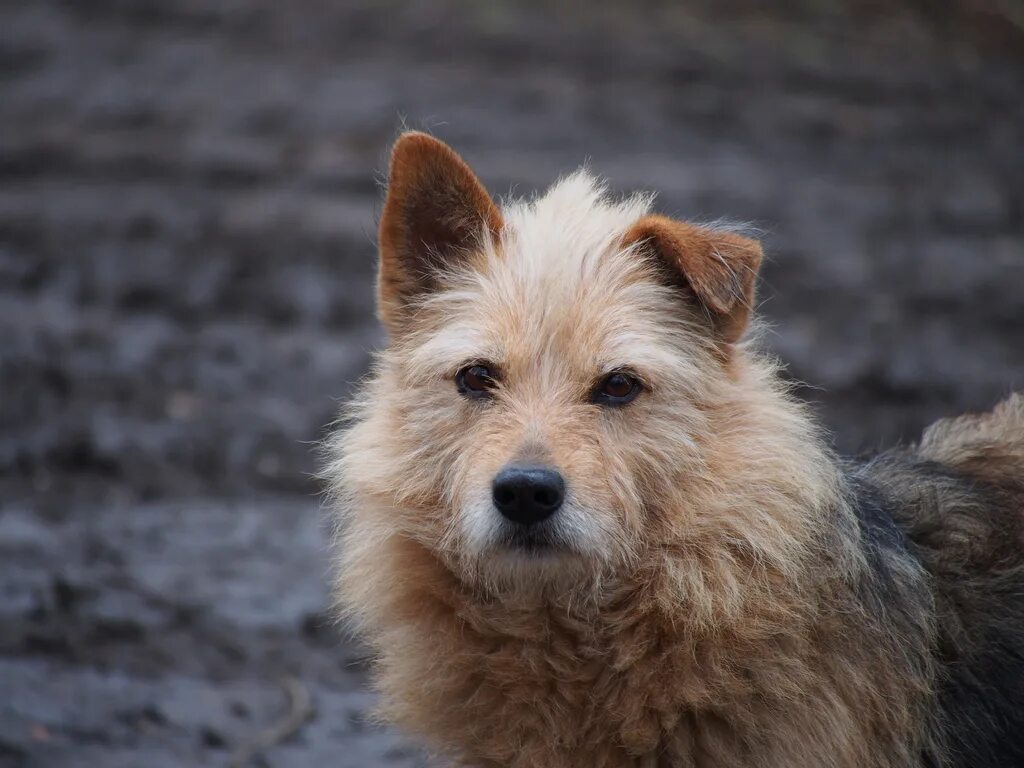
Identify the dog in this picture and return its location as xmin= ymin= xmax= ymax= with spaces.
xmin=326 ymin=132 xmax=1024 ymax=767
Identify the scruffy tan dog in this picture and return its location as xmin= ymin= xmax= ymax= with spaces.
xmin=326 ymin=132 xmax=1024 ymax=768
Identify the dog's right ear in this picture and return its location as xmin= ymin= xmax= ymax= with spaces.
xmin=377 ymin=132 xmax=503 ymax=332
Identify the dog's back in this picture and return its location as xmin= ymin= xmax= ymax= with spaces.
xmin=856 ymin=394 xmax=1024 ymax=767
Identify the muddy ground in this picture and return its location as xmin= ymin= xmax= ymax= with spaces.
xmin=1 ymin=1 xmax=1022 ymax=766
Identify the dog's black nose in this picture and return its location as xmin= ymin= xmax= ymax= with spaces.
xmin=492 ymin=465 xmax=565 ymax=525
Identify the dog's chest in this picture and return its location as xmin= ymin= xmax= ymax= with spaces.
xmin=428 ymin=603 xmax=888 ymax=768
xmin=444 ymin=605 xmax=696 ymax=765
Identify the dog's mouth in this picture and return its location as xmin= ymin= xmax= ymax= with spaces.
xmin=495 ymin=524 xmax=568 ymax=556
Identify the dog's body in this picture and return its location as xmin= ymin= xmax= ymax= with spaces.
xmin=327 ymin=133 xmax=1024 ymax=767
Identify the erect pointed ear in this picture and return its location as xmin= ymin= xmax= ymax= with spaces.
xmin=622 ymin=215 xmax=763 ymax=344
xmin=377 ymin=132 xmax=502 ymax=331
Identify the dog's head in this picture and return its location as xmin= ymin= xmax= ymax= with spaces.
xmin=341 ymin=133 xmax=765 ymax=591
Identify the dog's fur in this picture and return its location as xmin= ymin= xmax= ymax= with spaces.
xmin=326 ymin=132 xmax=1024 ymax=768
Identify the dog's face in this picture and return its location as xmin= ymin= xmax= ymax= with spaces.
xmin=344 ymin=133 xmax=763 ymax=590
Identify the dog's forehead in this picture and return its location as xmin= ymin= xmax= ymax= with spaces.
xmin=409 ymin=244 xmax=689 ymax=380
xmin=480 ymin=245 xmax=649 ymax=347
xmin=498 ymin=171 xmax=650 ymax=280
xmin=485 ymin=176 xmax=673 ymax=355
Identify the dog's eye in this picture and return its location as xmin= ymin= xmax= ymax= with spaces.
xmin=456 ymin=364 xmax=497 ymax=398
xmin=593 ymin=371 xmax=642 ymax=406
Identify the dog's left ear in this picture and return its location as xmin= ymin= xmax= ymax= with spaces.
xmin=377 ymin=132 xmax=503 ymax=333
xmin=623 ymin=215 xmax=763 ymax=344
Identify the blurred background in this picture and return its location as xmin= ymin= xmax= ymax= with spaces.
xmin=1 ymin=1 xmax=1022 ymax=766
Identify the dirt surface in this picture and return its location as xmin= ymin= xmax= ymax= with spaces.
xmin=2 ymin=1 xmax=1022 ymax=766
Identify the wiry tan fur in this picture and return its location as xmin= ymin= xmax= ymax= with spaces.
xmin=326 ymin=133 xmax=1024 ymax=768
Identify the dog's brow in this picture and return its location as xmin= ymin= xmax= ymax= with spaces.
xmin=406 ymin=326 xmax=503 ymax=378
xmin=598 ymin=330 xmax=700 ymax=379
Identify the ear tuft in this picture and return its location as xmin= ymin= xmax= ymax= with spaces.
xmin=623 ymin=215 xmax=763 ymax=344
xmin=377 ymin=132 xmax=502 ymax=332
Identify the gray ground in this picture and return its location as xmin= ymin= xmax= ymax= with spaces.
xmin=1 ymin=1 xmax=1022 ymax=766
